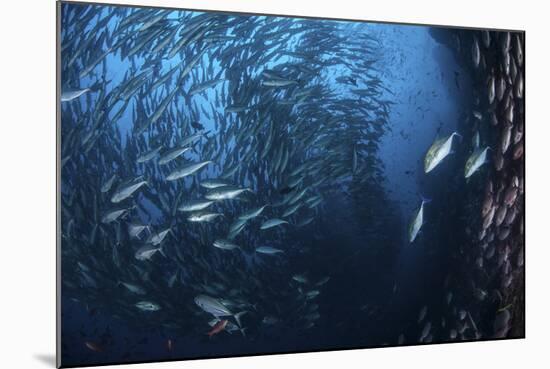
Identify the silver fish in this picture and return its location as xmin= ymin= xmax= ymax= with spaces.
xmin=135 ymin=301 xmax=161 ymax=311
xmin=408 ymin=199 xmax=429 ymax=243
xmin=424 ymin=132 xmax=461 ymax=173
xmin=213 ymin=239 xmax=240 ymax=250
xmin=205 ymin=186 xmax=252 ymax=201
xmin=260 ymin=218 xmax=289 ymax=230
xmin=166 ymin=160 xmax=212 ymax=181
xmin=111 ymin=180 xmax=147 ymax=203
xmin=255 ymin=246 xmax=284 ymax=255
xmin=178 ymin=199 xmax=215 ymax=212
xmin=61 ymin=88 xmax=91 ymax=102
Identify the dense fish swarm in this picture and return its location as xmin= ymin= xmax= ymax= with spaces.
xmin=60 ymin=3 xmax=398 ymax=353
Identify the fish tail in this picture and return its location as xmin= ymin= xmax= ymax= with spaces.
xmin=421 ymin=195 xmax=432 ymax=204
xmin=158 ymin=245 xmax=167 ymax=258
xmin=234 ymin=311 xmax=248 ymax=327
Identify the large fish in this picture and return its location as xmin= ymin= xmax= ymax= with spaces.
xmin=424 ymin=132 xmax=461 ymax=173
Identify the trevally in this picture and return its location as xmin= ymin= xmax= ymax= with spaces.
xmin=61 ymin=87 xmax=91 ymax=102
xmin=135 ymin=301 xmax=161 ymax=311
xmin=424 ymin=132 xmax=461 ymax=173
xmin=188 ymin=211 xmax=223 ymax=222
xmin=260 ymin=218 xmax=289 ymax=230
xmin=205 ymin=186 xmax=252 ymax=201
xmin=465 ymin=147 xmax=490 ymax=178
xmin=255 ymin=246 xmax=284 ymax=255
xmin=213 ymin=239 xmax=240 ymax=250
xmin=158 ymin=147 xmax=191 ymax=165
xmin=178 ymin=199 xmax=214 ymax=212
xmin=200 ymin=178 xmax=232 ymax=189
xmin=135 ymin=244 xmax=165 ymax=261
xmin=111 ymin=179 xmax=147 ymax=203
xmin=166 ymin=160 xmax=212 ymax=181
xmin=146 ymin=228 xmax=171 ymax=246
xmin=194 ymin=295 xmax=247 ymax=328
xmin=238 ymin=205 xmax=268 ymax=220
xmin=408 ymin=199 xmax=430 ymax=243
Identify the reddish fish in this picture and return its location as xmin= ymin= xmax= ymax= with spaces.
xmin=207 ymin=320 xmax=229 ymax=337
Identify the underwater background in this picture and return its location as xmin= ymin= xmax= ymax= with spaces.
xmin=59 ymin=2 xmax=525 ymax=367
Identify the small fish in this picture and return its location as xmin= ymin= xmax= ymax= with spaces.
xmin=100 ymin=174 xmax=117 ymax=193
xmin=135 ymin=301 xmax=161 ymax=311
xmin=424 ymin=132 xmax=461 ymax=173
xmin=200 ymin=179 xmax=231 ymax=189
xmin=137 ymin=145 xmax=163 ymax=163
xmin=101 ymin=207 xmax=133 ymax=224
xmin=158 ymin=147 xmax=191 ymax=165
xmin=128 ymin=223 xmax=148 ymax=238
xmin=239 ymin=205 xmax=268 ymax=220
xmin=205 ymin=186 xmax=252 ymax=201
xmin=292 ymin=274 xmax=308 ymax=284
xmin=409 ymin=198 xmax=430 ymax=243
xmin=166 ymin=160 xmax=212 ymax=181
xmin=260 ymin=218 xmax=289 ymax=230
xmin=178 ymin=199 xmax=215 ymax=212
xmin=118 ymin=281 xmax=146 ymax=295
xmin=255 ymin=246 xmax=284 ymax=255
xmin=213 ymin=239 xmax=239 ymax=250
xmin=111 ymin=180 xmax=148 ymax=203
xmin=147 ymin=228 xmax=171 ymax=245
